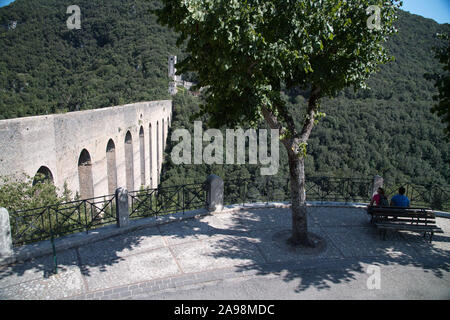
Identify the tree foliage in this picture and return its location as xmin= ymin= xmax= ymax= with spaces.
xmin=0 ymin=173 xmax=72 ymax=213
xmin=155 ymin=0 xmax=404 ymax=245
xmin=425 ymin=32 xmax=450 ymax=139
xmin=156 ymin=1 xmax=399 ymax=131
xmin=0 ymin=0 xmax=184 ymax=119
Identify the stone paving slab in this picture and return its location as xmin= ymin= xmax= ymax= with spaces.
xmin=78 ymin=246 xmax=181 ymax=292
xmin=157 ymin=216 xmax=216 ymax=246
xmin=0 ymin=249 xmax=79 ymax=289
xmin=250 ymin=226 xmax=345 ymax=263
xmin=310 ymin=207 xmax=371 ymax=227
xmin=0 ymin=249 xmax=84 ymax=299
xmin=0 ymin=265 xmax=85 ymax=300
xmin=323 ymin=225 xmax=421 ymax=259
xmin=169 ymin=234 xmax=267 ymax=273
xmin=77 ymin=226 xmax=165 ymax=261
xmin=210 ymin=207 xmax=292 ymax=232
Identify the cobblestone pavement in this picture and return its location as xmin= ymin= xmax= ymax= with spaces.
xmin=1 ymin=206 xmax=449 ymax=300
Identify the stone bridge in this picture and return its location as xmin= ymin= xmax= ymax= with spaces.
xmin=0 ymin=100 xmax=172 ymax=198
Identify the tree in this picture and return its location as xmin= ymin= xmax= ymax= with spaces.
xmin=425 ymin=33 xmax=450 ymax=140
xmin=155 ymin=0 xmax=399 ymax=247
xmin=0 ymin=173 xmax=72 ymax=213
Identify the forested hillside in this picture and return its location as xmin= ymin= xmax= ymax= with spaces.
xmin=0 ymin=0 xmax=182 ymax=117
xmin=0 ymin=1 xmax=448 ymax=187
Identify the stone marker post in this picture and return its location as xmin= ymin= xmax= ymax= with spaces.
xmin=0 ymin=208 xmax=13 ymax=259
xmin=115 ymin=187 xmax=130 ymax=228
xmin=372 ymin=175 xmax=383 ymax=196
xmin=206 ymin=174 xmax=224 ymax=212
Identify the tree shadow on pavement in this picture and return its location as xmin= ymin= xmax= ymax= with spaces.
xmin=200 ymin=206 xmax=450 ymax=295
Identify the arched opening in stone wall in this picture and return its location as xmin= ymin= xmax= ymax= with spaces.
xmin=125 ymin=131 xmax=135 ymax=192
xmin=78 ymin=149 xmax=94 ymax=199
xmin=139 ymin=126 xmax=145 ymax=186
xmin=32 ymin=166 xmax=54 ymax=186
xmin=106 ymin=139 xmax=117 ymax=195
xmin=156 ymin=121 xmax=160 ymax=184
xmin=149 ymin=123 xmax=153 ymax=186
xmin=162 ymin=118 xmax=165 ymax=151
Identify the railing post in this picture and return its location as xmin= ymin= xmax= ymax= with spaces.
xmin=115 ymin=187 xmax=130 ymax=228
xmin=0 ymin=207 xmax=13 ymax=260
xmin=205 ymin=174 xmax=224 ymax=212
xmin=372 ymin=175 xmax=383 ymax=197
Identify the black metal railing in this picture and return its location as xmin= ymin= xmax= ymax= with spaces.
xmin=383 ymin=182 xmax=450 ymax=211
xmin=7 ymin=178 xmax=449 ymax=247
xmin=224 ymin=176 xmax=373 ymax=205
xmin=9 ymin=194 xmax=116 ymax=246
xmin=306 ymin=176 xmax=373 ymax=203
xmin=129 ymin=183 xmax=206 ymax=219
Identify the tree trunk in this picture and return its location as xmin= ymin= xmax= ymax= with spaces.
xmin=260 ymin=85 xmax=321 ymax=248
xmin=287 ymin=151 xmax=314 ymax=247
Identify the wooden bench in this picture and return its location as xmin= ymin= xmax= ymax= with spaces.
xmin=367 ymin=206 xmax=444 ymax=243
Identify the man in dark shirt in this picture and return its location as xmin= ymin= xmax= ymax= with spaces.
xmin=390 ymin=187 xmax=410 ymax=207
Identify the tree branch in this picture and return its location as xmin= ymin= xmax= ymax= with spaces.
xmin=261 ymin=104 xmax=299 ymax=155
xmin=300 ymin=86 xmax=321 ymax=142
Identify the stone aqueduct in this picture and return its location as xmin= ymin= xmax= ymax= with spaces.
xmin=0 ymin=100 xmax=172 ymax=199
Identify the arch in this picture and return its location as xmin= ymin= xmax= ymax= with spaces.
xmin=139 ymin=126 xmax=145 ymax=186
xmin=78 ymin=149 xmax=94 ymax=199
xmin=124 ymin=131 xmax=135 ymax=192
xmin=162 ymin=118 xmax=165 ymax=151
xmin=32 ymin=166 xmax=54 ymax=186
xmin=149 ymin=123 xmax=153 ymax=186
xmin=156 ymin=121 xmax=160 ymax=184
xmin=106 ymin=139 xmax=117 ymax=195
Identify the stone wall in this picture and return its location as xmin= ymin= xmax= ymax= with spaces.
xmin=0 ymin=100 xmax=172 ymax=198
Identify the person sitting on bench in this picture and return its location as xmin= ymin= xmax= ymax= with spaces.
xmin=390 ymin=187 xmax=410 ymax=207
xmin=370 ymin=187 xmax=389 ymax=207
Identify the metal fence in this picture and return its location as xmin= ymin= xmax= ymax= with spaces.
xmin=9 ymin=194 xmax=116 ymax=246
xmin=128 ymin=183 xmax=206 ymax=219
xmin=383 ymin=182 xmax=450 ymax=212
xmin=224 ymin=176 xmax=373 ymax=205
xmin=7 ymin=177 xmax=449 ymax=247
xmin=223 ymin=176 xmax=450 ymax=211
xmin=9 ymin=183 xmax=206 ymax=247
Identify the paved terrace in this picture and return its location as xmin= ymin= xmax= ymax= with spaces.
xmin=0 ymin=204 xmax=449 ymax=300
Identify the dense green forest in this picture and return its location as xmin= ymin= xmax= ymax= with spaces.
xmin=0 ymin=1 xmax=449 ymax=191
xmin=0 ymin=0 xmax=183 ymax=117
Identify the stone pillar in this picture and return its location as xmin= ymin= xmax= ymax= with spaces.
xmin=0 ymin=208 xmax=13 ymax=259
xmin=206 ymin=174 xmax=224 ymax=212
xmin=372 ymin=175 xmax=383 ymax=196
xmin=115 ymin=187 xmax=129 ymax=228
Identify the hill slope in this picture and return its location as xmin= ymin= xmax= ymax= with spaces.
xmin=0 ymin=0 xmax=182 ymax=118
